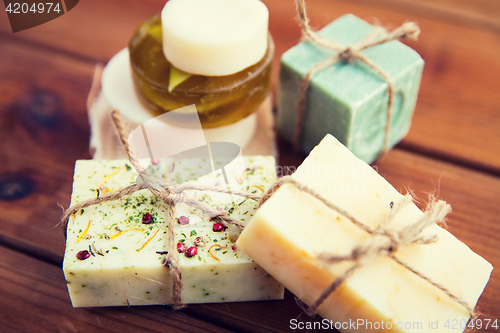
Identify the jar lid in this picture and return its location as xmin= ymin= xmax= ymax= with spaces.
xmin=161 ymin=0 xmax=269 ymax=76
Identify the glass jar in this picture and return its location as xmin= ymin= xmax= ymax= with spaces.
xmin=129 ymin=14 xmax=273 ymax=129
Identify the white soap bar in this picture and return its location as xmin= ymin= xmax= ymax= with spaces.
xmin=63 ymin=156 xmax=283 ymax=307
xmin=161 ymin=0 xmax=268 ymax=76
xmin=237 ymin=134 xmax=492 ymax=332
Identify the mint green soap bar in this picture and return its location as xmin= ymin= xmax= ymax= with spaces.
xmin=278 ymin=14 xmax=424 ymax=163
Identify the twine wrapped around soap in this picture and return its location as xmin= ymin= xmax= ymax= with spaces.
xmin=258 ymin=176 xmax=477 ymax=319
xmin=61 ymin=109 xmax=260 ymax=309
xmin=292 ymin=0 xmax=421 ymax=155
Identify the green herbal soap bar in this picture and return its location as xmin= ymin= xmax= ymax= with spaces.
xmin=278 ymin=14 xmax=424 ymax=163
xmin=63 ymin=157 xmax=283 ymax=307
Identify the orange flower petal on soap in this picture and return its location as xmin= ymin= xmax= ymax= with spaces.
xmin=137 ymin=228 xmax=161 ymax=252
xmin=249 ymin=185 xmax=265 ymax=193
xmin=77 ymin=213 xmax=94 ymax=243
xmin=208 ymin=244 xmax=222 ymax=262
xmin=96 ymin=165 xmax=126 ymax=196
xmin=109 ymin=227 xmax=143 ymax=240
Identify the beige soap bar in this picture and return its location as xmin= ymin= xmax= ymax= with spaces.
xmin=63 ymin=156 xmax=283 ymax=307
xmin=237 ymin=134 xmax=492 ymax=333
xmin=161 ymin=0 xmax=268 ymax=76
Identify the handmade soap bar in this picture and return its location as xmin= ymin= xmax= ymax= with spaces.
xmin=237 ymin=135 xmax=492 ymax=332
xmin=278 ymin=14 xmax=424 ymax=163
xmin=162 ymin=0 xmax=268 ymax=76
xmin=63 ymin=157 xmax=283 ymax=307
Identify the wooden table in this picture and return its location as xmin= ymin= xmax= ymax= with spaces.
xmin=0 ymin=0 xmax=499 ymax=332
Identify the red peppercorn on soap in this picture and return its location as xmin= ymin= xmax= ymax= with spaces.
xmin=63 ymin=156 xmax=283 ymax=307
xmin=237 ymin=134 xmax=492 ymax=332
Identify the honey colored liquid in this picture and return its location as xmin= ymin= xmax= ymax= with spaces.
xmin=129 ymin=14 xmax=273 ymax=128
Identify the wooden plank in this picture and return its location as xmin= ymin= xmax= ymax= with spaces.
xmin=0 ymin=245 xmax=232 ymax=333
xmin=1 ymin=0 xmax=499 ymax=172
xmin=0 ymin=0 xmax=165 ymax=62
xmin=2 ymin=0 xmax=498 ymax=59
xmin=0 ymin=39 xmax=94 ymax=255
xmin=344 ymin=0 xmax=500 ymax=32
xmin=0 ymin=5 xmax=498 ymax=331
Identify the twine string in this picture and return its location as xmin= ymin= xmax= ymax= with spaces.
xmin=292 ymin=0 xmax=420 ymax=154
xmin=110 ymin=110 xmax=185 ymax=308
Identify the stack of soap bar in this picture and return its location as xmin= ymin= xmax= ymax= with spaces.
xmin=63 ymin=156 xmax=283 ymax=307
xmin=126 ymin=0 xmax=273 ymax=149
xmin=237 ymin=135 xmax=492 ymax=332
xmin=278 ymin=14 xmax=424 ymax=163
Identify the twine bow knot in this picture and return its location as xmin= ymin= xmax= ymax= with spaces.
xmin=338 ymin=46 xmax=355 ymax=62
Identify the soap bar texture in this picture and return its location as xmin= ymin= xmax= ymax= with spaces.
xmin=237 ymin=135 xmax=492 ymax=332
xmin=63 ymin=157 xmax=283 ymax=307
xmin=278 ymin=14 xmax=424 ymax=163
xmin=161 ymin=0 xmax=268 ymax=76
